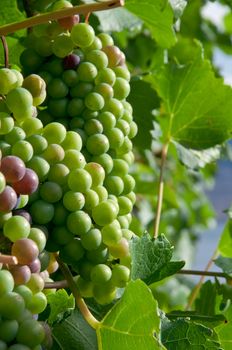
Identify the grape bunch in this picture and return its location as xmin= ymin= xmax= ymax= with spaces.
xmin=18 ymin=1 xmax=137 ymax=305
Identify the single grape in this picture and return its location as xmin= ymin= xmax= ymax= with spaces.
xmin=10 ymin=265 xmax=31 ymax=285
xmin=77 ymin=62 xmax=98 ymax=82
xmin=101 ymin=220 xmax=122 ymax=246
xmin=5 ymin=126 xmax=26 ymax=145
xmin=94 ymin=83 xmax=113 ymax=101
xmin=86 ymin=50 xmax=108 ymax=69
xmin=104 ymin=175 xmax=124 ymax=196
xmin=28 ymin=258 xmax=41 ymax=273
xmin=63 ymin=54 xmax=80 ymax=69
xmin=27 ymin=291 xmax=47 ymax=314
xmin=16 ymin=319 xmax=45 ymax=347
xmin=47 ymin=78 xmax=69 ymax=98
xmin=42 ymin=122 xmax=66 ymax=144
xmin=63 ymin=191 xmax=85 ymax=211
xmin=30 ymin=199 xmax=54 ymax=224
xmin=13 ymin=168 xmax=39 ymax=195
xmin=111 ymin=264 xmax=130 ymax=287
xmin=0 ymin=319 xmax=19 ymax=343
xmin=0 ymin=269 xmax=14 ymax=296
xmin=92 ymin=200 xmax=118 ymax=226
xmin=86 ymin=134 xmax=109 ymax=155
xmin=0 ymin=292 xmax=25 ymax=320
xmin=0 ymin=68 xmax=18 ymax=94
xmin=60 ymin=238 xmax=85 ymax=263
xmin=81 ymin=228 xmax=102 ymax=251
xmin=4 ymin=215 xmax=30 ymax=241
xmin=42 ymin=143 xmax=65 ymax=164
xmin=12 ymin=238 xmax=39 ymax=265
xmin=85 ymin=92 xmax=104 ymax=111
xmin=68 ymin=168 xmax=92 ymax=192
xmin=71 ymin=23 xmax=95 ymax=48
xmin=26 ymin=156 xmax=50 ymax=181
xmin=51 ymin=226 xmax=74 ymax=245
xmin=95 ymin=68 xmax=116 ymax=86
xmin=26 ymin=134 xmax=48 ymax=155
xmin=11 ymin=140 xmax=34 ymax=162
xmin=39 ymin=181 xmax=63 ymax=203
xmin=48 ymin=163 xmax=69 ymax=186
xmin=76 ymin=276 xmax=93 ymax=298
xmin=0 ymin=155 xmax=26 ymax=183
xmin=90 ymin=264 xmax=112 ymax=284
xmin=28 ymin=227 xmax=47 ymax=252
xmin=0 ymin=112 xmax=14 ymax=135
xmin=58 ymin=14 xmax=80 ymax=30
xmin=0 ymin=172 xmax=6 ymax=193
xmin=52 ymin=34 xmax=74 ymax=58
xmin=97 ymin=33 xmax=114 ymax=47
xmin=26 ymin=273 xmax=44 ymax=293
xmin=67 ymin=210 xmax=92 ymax=235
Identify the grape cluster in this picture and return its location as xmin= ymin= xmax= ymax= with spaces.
xmin=18 ymin=2 xmax=137 ymax=305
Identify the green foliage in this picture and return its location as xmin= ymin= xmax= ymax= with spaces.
xmin=215 ymin=256 xmax=232 ymax=276
xmin=47 ymin=289 xmax=75 ymax=324
xmin=215 ymin=306 xmax=232 ymax=350
xmin=218 ymin=220 xmax=232 ymax=257
xmin=130 ymin=233 xmax=185 ymax=284
xmin=96 ymin=280 xmax=164 ymax=349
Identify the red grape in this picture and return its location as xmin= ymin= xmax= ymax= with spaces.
xmin=11 ymin=238 xmax=39 ymax=265
xmin=13 ymin=168 xmax=39 ymax=195
xmin=0 ymin=185 xmax=17 ymax=212
xmin=0 ymin=156 xmax=26 ymax=183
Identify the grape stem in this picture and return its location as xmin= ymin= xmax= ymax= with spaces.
xmin=0 ymin=36 xmax=9 ymax=68
xmin=0 ymin=0 xmax=124 ymax=36
xmin=154 ymin=141 xmax=169 ymax=239
xmin=0 ymin=254 xmax=18 ymax=265
xmin=55 ymin=254 xmax=100 ymax=329
xmin=177 ymin=269 xmax=230 ymax=279
xmin=44 ymin=280 xmax=68 ymax=289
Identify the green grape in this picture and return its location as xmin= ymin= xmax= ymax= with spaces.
xmin=63 ymin=191 xmax=85 ymax=211
xmin=51 ymin=226 xmax=74 ymax=245
xmin=27 ymin=156 xmax=50 ymax=181
xmin=93 ymin=185 xmax=108 ymax=202
xmin=22 ymin=74 xmax=46 ymax=106
xmin=104 ymin=175 xmax=124 ymax=196
xmin=0 ymin=112 xmax=14 ymax=135
xmin=52 ymin=34 xmax=74 ymax=58
xmin=121 ymin=151 xmax=134 ymax=165
xmin=0 ymin=141 xmax=11 ymax=156
xmin=0 ymin=68 xmax=18 ymax=95
xmin=39 ymin=70 xmax=52 ymax=85
xmin=16 ymin=319 xmax=45 ymax=348
xmin=11 ymin=140 xmax=33 ymax=162
xmin=102 ymin=45 xmax=122 ymax=68
xmin=85 ymin=92 xmax=104 ymax=111
xmin=128 ymin=121 xmax=138 ymax=139
xmin=113 ymin=77 xmax=130 ymax=100
xmin=113 ymin=66 xmax=130 ymax=81
xmin=21 ymin=118 xmax=43 ymax=136
xmin=85 ymin=36 xmax=102 ymax=51
xmin=86 ymin=246 xmax=108 ymax=264
xmin=0 ymin=270 xmax=14 ymax=296
xmin=105 ymin=128 xmax=124 ymax=149
xmin=117 ymin=196 xmax=133 ymax=215
xmin=116 ymin=119 xmax=130 ymax=136
xmin=14 ymin=285 xmax=33 ymax=306
xmin=71 ymin=23 xmax=95 ymax=48
xmin=6 ymin=87 xmax=33 ymax=121
xmin=70 ymin=117 xmax=85 ymax=129
xmin=81 ymin=228 xmax=102 ymax=251
xmin=48 ymin=163 xmax=69 ymax=186
xmin=0 ymin=172 xmax=6 ymax=193
xmin=122 ymin=228 xmax=134 ymax=240
xmin=86 ymin=50 xmax=108 ymax=69
xmin=0 ymin=211 xmax=12 ymax=228
xmin=117 ymin=137 xmax=133 ymax=155
xmin=94 ymin=83 xmax=114 ymax=101
xmin=111 ymin=264 xmax=130 ymax=287
xmin=30 ymin=199 xmax=54 ymax=224
xmin=84 ymin=118 xmax=103 ymax=136
xmin=78 ymin=260 xmax=94 ymax=279
xmin=3 ymin=215 xmax=30 ymax=242
xmin=28 ymin=227 xmax=46 ymax=252
xmin=45 ymin=57 xmax=63 ymax=76
xmin=92 ymin=200 xmax=118 ymax=226
xmin=111 ymin=159 xmax=129 ymax=176
xmin=104 ymin=98 xmax=124 ymax=119
xmin=67 ymin=98 xmax=84 ymax=117
xmin=98 ymin=111 xmax=116 ymax=130
xmin=27 ymin=291 xmax=47 ymax=314
xmin=53 ymin=201 xmax=69 ymax=225
xmin=39 ymin=181 xmax=63 ymax=203
xmin=97 ymin=33 xmax=114 ymax=47
xmin=84 ymin=189 xmax=99 ymax=211
xmin=84 ymin=162 xmax=105 ymax=186
xmin=109 ymin=237 xmax=129 ymax=258
xmin=90 ymin=264 xmax=112 ymax=284
xmin=20 ymin=48 xmax=43 ymax=73
xmin=95 ymin=68 xmax=116 ymax=86
xmin=62 ymin=69 xmax=79 ymax=87
xmin=76 ymin=276 xmax=93 ymax=298
xmin=67 ymin=210 xmax=92 ymax=235
xmin=0 ymin=319 xmax=19 ymax=342
xmin=35 ymin=36 xmax=53 ymax=57
xmin=93 ymin=282 xmax=116 ymax=305
xmin=47 ymin=78 xmax=68 ymax=98
xmin=42 ymin=122 xmax=66 ymax=144
xmin=86 ymin=134 xmax=109 ymax=155
xmin=26 ymin=135 xmax=48 ymax=155
xmin=61 ymin=131 xmax=82 ymax=151
xmin=70 ymin=82 xmax=93 ymax=98
xmin=63 ymin=149 xmax=86 ymax=170
xmin=42 ymin=144 xmax=65 ymax=164
xmin=60 ymin=238 xmax=84 ymax=263
xmin=82 ymin=109 xmax=98 ymax=120
xmin=126 ymin=191 xmax=136 ymax=205
xmin=48 ymin=98 xmax=68 ymax=118
xmin=122 ymin=174 xmax=135 ymax=194
xmin=77 ymin=62 xmax=98 ymax=82
xmin=92 ymin=153 xmax=113 ymax=174
xmin=0 ymin=292 xmax=25 ymax=320
xmin=26 ymin=273 xmax=44 ymax=293
xmin=4 ymin=126 xmax=25 ymax=145
xmin=68 ymin=168 xmax=92 ymax=192
xmin=117 ymin=215 xmax=130 ymax=229
xmin=101 ymin=220 xmax=122 ymax=246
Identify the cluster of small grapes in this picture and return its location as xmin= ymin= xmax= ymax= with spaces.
xmin=18 ymin=0 xmax=138 ymax=305
xmin=0 ymin=70 xmax=55 ymax=349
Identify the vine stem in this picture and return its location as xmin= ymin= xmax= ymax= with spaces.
xmin=0 ymin=0 xmax=124 ymax=36
xmin=177 ymin=269 xmax=229 ymax=279
xmin=44 ymin=280 xmax=68 ymax=289
xmin=0 ymin=254 xmax=18 ymax=265
xmin=154 ymin=141 xmax=169 ymax=238
xmin=55 ymin=254 xmax=100 ymax=330
xmin=1 ymin=36 xmax=9 ymax=68
xmin=185 ymin=249 xmax=219 ymax=310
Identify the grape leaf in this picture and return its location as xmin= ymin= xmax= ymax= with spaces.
xmin=214 ymin=256 xmax=232 ymax=276
xmin=215 ymin=306 xmax=232 ymax=350
xmin=127 ymin=77 xmax=159 ymax=150
xmin=47 ymin=289 xmax=75 ymax=325
xmin=195 ymin=281 xmax=217 ymax=316
xmin=162 ymin=319 xmax=223 ymax=349
xmin=130 ymin=233 xmax=185 ymax=284
xmin=151 ymin=48 xmax=232 ymax=149
xmin=96 ymin=280 xmax=164 ymax=350
xmin=95 ymin=8 xmax=141 ymax=32
xmin=0 ymin=0 xmax=25 ymax=26
xmin=125 ymin=0 xmax=176 ymax=48
xmin=218 ymin=220 xmax=232 ymax=258
xmin=52 ymin=309 xmax=98 ymax=350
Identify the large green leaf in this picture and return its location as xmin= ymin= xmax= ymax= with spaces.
xmin=125 ymin=0 xmax=176 ymax=48
xmin=162 ymin=319 xmax=223 ymax=349
xmin=214 ymin=256 xmax=232 ymax=276
xmin=130 ymin=233 xmax=185 ymax=284
xmin=96 ymin=280 xmax=164 ymax=349
xmin=151 ymin=50 xmax=232 ymax=149
xmin=215 ymin=306 xmax=232 ymax=350
xmin=52 ymin=309 xmax=98 ymax=350
xmin=218 ymin=220 xmax=232 ymax=258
